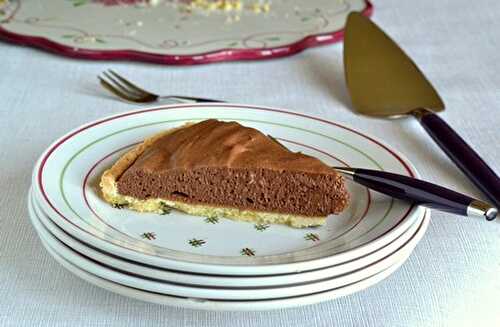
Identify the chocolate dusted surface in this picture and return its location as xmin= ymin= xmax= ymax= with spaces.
xmin=117 ymin=119 xmax=349 ymax=217
xmin=127 ymin=119 xmax=335 ymax=173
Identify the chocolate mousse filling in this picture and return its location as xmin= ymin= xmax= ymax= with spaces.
xmin=116 ymin=119 xmax=349 ymax=217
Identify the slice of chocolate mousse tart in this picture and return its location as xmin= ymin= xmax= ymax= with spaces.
xmin=100 ymin=119 xmax=349 ymax=228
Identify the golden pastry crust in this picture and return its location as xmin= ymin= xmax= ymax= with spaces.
xmin=100 ymin=123 xmax=327 ymax=228
xmin=100 ymin=124 xmax=189 ymax=203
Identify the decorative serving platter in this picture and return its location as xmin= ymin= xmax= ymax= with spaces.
xmin=0 ymin=0 xmax=372 ymax=64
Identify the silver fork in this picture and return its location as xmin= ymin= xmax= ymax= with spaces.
xmin=98 ymin=70 xmax=224 ymax=104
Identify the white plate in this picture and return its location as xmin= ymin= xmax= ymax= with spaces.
xmin=31 ymin=189 xmax=425 ymax=287
xmin=38 ymin=238 xmax=407 ymax=311
xmin=0 ymin=0 xmax=371 ymax=64
xmin=35 ymin=214 xmax=430 ymax=311
xmin=29 ymin=195 xmax=429 ymax=300
xmin=32 ymin=103 xmax=424 ymax=275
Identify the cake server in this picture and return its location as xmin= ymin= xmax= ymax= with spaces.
xmin=343 ymin=12 xmax=500 ymax=210
xmin=334 ymin=167 xmax=497 ymax=221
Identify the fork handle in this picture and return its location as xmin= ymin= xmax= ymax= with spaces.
xmin=166 ymin=96 xmax=225 ymax=103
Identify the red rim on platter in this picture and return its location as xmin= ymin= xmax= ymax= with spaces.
xmin=0 ymin=0 xmax=372 ymax=65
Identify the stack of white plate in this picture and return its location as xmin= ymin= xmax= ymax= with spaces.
xmin=28 ymin=103 xmax=429 ymax=311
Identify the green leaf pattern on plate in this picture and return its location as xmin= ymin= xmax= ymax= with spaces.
xmin=159 ymin=202 xmax=173 ymax=215
xmin=111 ymin=202 xmax=128 ymax=209
xmin=240 ymin=248 xmax=256 ymax=256
xmin=254 ymin=223 xmax=270 ymax=232
xmin=141 ymin=232 xmax=156 ymax=240
xmin=135 ymin=217 xmax=329 ymax=255
xmin=304 ymin=233 xmax=320 ymax=242
xmin=188 ymin=238 xmax=206 ymax=247
xmin=137 ymin=218 xmax=323 ymax=255
xmin=204 ymin=217 xmax=219 ymax=224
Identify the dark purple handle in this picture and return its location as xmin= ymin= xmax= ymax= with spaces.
xmin=419 ymin=111 xmax=500 ymax=209
xmin=354 ymin=169 xmax=473 ymax=215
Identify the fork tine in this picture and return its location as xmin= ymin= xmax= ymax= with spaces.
xmin=107 ymin=69 xmax=158 ymax=98
xmin=103 ymin=71 xmax=157 ymax=103
xmin=102 ymin=71 xmax=142 ymax=97
xmin=98 ymin=76 xmax=142 ymax=102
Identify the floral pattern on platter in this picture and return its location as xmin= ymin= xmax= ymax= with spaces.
xmin=0 ymin=0 xmax=13 ymax=19
xmin=68 ymin=0 xmax=271 ymax=13
xmin=0 ymin=0 xmax=371 ymax=62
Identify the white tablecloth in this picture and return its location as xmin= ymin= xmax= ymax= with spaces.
xmin=1 ymin=0 xmax=499 ymax=326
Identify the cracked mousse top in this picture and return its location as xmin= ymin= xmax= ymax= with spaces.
xmin=116 ymin=119 xmax=349 ymax=217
